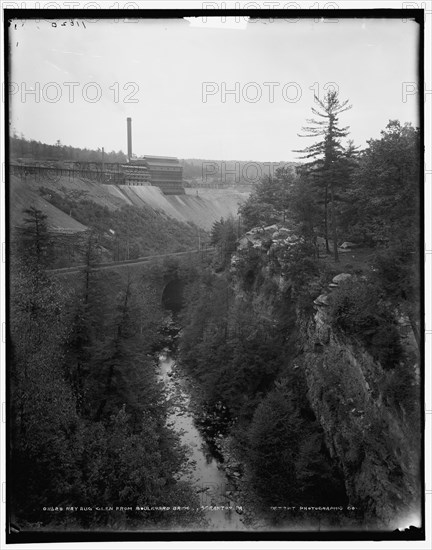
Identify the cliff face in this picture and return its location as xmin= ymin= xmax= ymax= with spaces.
xmin=300 ymin=303 xmax=420 ymax=528
xmin=229 ymin=225 xmax=421 ymax=529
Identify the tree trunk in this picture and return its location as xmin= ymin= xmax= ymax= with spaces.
xmin=94 ymin=362 xmax=114 ymax=421
xmin=330 ymin=181 xmax=339 ymax=262
xmin=324 ymin=184 xmax=330 ymax=253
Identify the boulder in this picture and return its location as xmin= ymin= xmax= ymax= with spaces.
xmin=340 ymin=241 xmax=357 ymax=249
xmin=264 ymin=224 xmax=279 ymax=232
xmin=332 ymin=273 xmax=352 ymax=284
xmin=246 ymin=227 xmax=263 ymax=235
xmin=314 ymin=294 xmax=330 ymax=307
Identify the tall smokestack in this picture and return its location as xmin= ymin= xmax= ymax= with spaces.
xmin=127 ymin=117 xmax=132 ymax=160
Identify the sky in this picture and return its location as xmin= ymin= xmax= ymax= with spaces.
xmin=8 ymin=16 xmax=420 ymax=162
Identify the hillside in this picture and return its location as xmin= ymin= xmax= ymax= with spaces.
xmin=9 ymin=173 xmax=249 ymax=268
xmin=10 ymin=174 xmax=248 ymax=232
xmin=10 ymin=175 xmax=88 ymax=234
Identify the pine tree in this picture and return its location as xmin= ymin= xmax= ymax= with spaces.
xmin=91 ymin=273 xmax=164 ymax=429
xmin=17 ymin=206 xmax=53 ymax=269
xmin=64 ymin=231 xmax=107 ymax=416
xmin=295 ymin=90 xmax=353 ymax=261
xmin=10 ymin=255 xmax=79 ymax=521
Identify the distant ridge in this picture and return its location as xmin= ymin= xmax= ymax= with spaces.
xmin=180 ymin=158 xmax=298 ymax=188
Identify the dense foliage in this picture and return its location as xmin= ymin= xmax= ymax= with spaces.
xmin=9 ymin=105 xmax=421 ymax=530
xmin=238 ymin=111 xmax=420 ymax=352
xmin=344 ymin=120 xmax=420 ymax=247
xmin=10 ymin=217 xmax=204 ymax=529
xmin=238 ymin=168 xmax=295 ymax=231
xmin=240 ymin=100 xmax=419 ymax=260
xmin=178 ymin=109 xmax=421 ymax=524
xmin=179 ymin=269 xmax=347 ymax=515
xmin=210 ymin=217 xmax=238 ymax=269
xmin=328 ymin=278 xmax=403 ymax=369
xmin=11 ymin=134 xmax=126 ymax=164
xmin=38 ymin=187 xmax=200 ymax=264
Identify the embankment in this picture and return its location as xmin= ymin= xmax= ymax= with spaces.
xmin=10 ymin=175 xmax=248 ymax=232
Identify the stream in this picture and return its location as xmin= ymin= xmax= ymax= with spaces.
xmin=157 ymin=348 xmax=246 ymax=530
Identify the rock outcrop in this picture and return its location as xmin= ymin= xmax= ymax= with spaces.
xmin=228 ymin=226 xmax=421 ymax=529
xmin=300 ymin=297 xmax=420 ymax=528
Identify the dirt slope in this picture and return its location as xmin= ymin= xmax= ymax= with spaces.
xmin=9 ymin=174 xmax=249 ymax=232
xmin=10 ymin=176 xmax=88 ymax=233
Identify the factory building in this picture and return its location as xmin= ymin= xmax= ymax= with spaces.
xmin=142 ymin=155 xmax=184 ymax=195
xmin=121 ymin=159 xmax=152 ymax=186
xmin=124 ymin=118 xmax=184 ymax=195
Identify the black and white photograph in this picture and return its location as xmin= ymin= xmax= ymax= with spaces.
xmin=2 ymin=4 xmax=428 ymax=545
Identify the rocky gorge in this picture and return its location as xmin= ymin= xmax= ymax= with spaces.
xmin=177 ymin=222 xmax=422 ymax=531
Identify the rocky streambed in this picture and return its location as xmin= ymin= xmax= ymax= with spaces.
xmin=157 ymin=349 xmax=248 ymax=530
